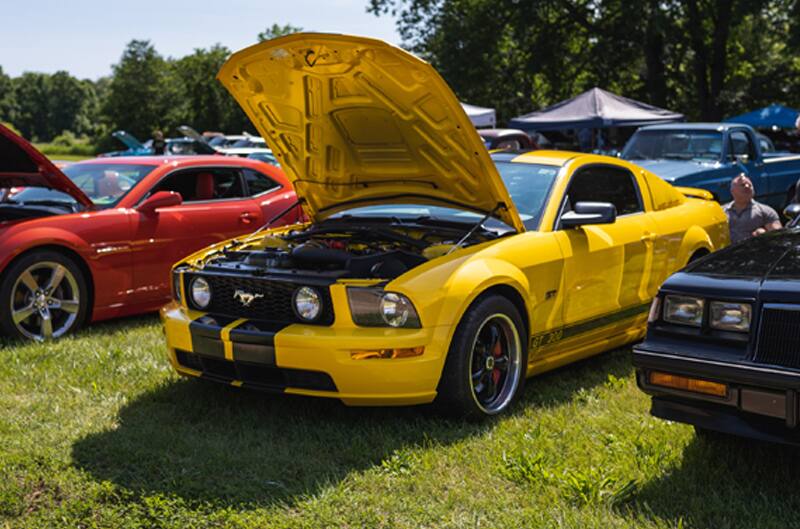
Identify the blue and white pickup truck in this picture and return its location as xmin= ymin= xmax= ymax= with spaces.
xmin=622 ymin=123 xmax=800 ymax=209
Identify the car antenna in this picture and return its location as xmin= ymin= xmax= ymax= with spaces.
xmin=447 ymin=203 xmax=504 ymax=255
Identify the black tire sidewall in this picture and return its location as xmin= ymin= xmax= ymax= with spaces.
xmin=435 ymin=294 xmax=528 ymax=419
xmin=0 ymin=250 xmax=89 ymax=340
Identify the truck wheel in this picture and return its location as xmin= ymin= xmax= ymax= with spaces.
xmin=0 ymin=250 xmax=88 ymax=341
xmin=435 ymin=295 xmax=528 ymax=419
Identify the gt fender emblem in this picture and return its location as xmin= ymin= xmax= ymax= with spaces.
xmin=233 ymin=289 xmax=264 ymax=307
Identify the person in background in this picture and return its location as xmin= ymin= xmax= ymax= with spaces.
xmin=152 ymin=130 xmax=166 ymax=155
xmin=724 ymin=173 xmax=781 ymax=243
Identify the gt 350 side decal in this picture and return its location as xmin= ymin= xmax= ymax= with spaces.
xmin=530 ymin=302 xmax=651 ymax=350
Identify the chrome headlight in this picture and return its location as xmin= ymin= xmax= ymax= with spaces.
xmin=347 ymin=288 xmax=421 ymax=328
xmin=293 ymin=286 xmax=322 ymax=322
xmin=663 ymin=295 xmax=704 ymax=327
xmin=190 ymin=277 xmax=211 ymax=309
xmin=709 ymin=301 xmax=751 ymax=332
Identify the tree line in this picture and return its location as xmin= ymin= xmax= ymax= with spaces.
xmin=368 ymin=0 xmax=800 ymax=124
xmin=0 ymin=24 xmax=300 ymax=150
xmin=3 ymin=3 xmax=800 ymax=150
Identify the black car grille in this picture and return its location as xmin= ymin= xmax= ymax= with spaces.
xmin=755 ymin=306 xmax=800 ymax=369
xmin=185 ymin=274 xmax=334 ymax=325
xmin=175 ymin=350 xmax=337 ymax=392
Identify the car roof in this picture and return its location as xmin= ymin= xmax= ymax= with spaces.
xmin=492 ymin=150 xmax=581 ymax=167
xmin=72 ymin=155 xmax=264 ymax=167
xmin=638 ymin=123 xmax=744 ymax=132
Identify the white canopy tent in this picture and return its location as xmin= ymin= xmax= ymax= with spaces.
xmin=460 ymin=102 xmax=496 ymax=128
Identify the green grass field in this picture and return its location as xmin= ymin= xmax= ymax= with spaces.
xmin=1 ymin=316 xmax=799 ymax=528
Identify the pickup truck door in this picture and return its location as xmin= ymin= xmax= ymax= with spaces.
xmin=552 ymin=164 xmax=657 ymax=349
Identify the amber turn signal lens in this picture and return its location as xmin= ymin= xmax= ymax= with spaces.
xmin=649 ymin=371 xmax=727 ymax=397
xmin=350 ymin=347 xmax=425 ymax=360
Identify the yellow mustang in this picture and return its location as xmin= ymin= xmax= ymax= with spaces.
xmin=160 ymin=33 xmax=728 ymax=418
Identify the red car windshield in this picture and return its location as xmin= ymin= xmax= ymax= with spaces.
xmin=10 ymin=163 xmax=156 ymax=209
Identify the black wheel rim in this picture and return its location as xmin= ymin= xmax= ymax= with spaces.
xmin=468 ymin=313 xmax=522 ymax=414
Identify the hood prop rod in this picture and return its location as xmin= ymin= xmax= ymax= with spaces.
xmin=252 ymin=198 xmax=303 ymax=236
xmin=447 ymin=203 xmax=504 ymax=255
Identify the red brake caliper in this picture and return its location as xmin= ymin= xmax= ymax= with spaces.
xmin=492 ymin=338 xmax=502 ymax=385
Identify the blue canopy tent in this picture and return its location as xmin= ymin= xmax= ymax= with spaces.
xmin=508 ymin=87 xmax=684 ymax=131
xmin=724 ymin=104 xmax=800 ymax=129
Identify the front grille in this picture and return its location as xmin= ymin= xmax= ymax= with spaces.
xmin=755 ymin=306 xmax=800 ymax=369
xmin=185 ymin=274 xmax=334 ymax=325
xmin=175 ymin=350 xmax=337 ymax=392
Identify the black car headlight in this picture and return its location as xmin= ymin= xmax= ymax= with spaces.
xmin=709 ymin=301 xmax=751 ymax=332
xmin=347 ymin=288 xmax=421 ymax=328
xmin=663 ymin=295 xmax=704 ymax=327
xmin=190 ymin=276 xmax=212 ymax=309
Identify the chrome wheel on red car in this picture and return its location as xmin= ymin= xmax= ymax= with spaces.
xmin=1 ymin=251 xmax=88 ymax=341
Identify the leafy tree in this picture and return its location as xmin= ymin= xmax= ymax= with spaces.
xmin=0 ymin=66 xmax=15 ymax=124
xmin=102 ymin=40 xmax=174 ymax=141
xmin=12 ymin=72 xmax=52 ymax=140
xmin=173 ymin=45 xmax=252 ymax=134
xmin=258 ymin=23 xmax=303 ymax=42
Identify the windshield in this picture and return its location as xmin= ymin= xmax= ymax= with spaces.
xmin=623 ymin=130 xmax=723 ymax=162
xmin=9 ymin=163 xmax=156 ymax=208
xmin=329 ymin=162 xmax=559 ymax=231
xmin=231 ymin=138 xmax=265 ymax=148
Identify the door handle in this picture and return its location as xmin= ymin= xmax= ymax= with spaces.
xmin=239 ymin=212 xmax=255 ymax=224
xmin=641 ymin=232 xmax=657 ymax=242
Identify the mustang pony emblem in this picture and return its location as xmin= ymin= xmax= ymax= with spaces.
xmin=233 ymin=289 xmax=264 ymax=307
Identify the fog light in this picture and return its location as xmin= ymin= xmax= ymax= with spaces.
xmin=649 ymin=371 xmax=727 ymax=397
xmin=293 ymin=286 xmax=322 ymax=322
xmin=190 ymin=277 xmax=211 ymax=309
xmin=350 ymin=347 xmax=425 ymax=360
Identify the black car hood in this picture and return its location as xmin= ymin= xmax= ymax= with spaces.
xmin=674 ymin=228 xmax=800 ymax=303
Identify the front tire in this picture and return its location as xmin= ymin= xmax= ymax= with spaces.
xmin=435 ymin=295 xmax=528 ymax=419
xmin=0 ymin=250 xmax=88 ymax=341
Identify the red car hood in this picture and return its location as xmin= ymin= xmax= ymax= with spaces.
xmin=0 ymin=123 xmax=94 ymax=208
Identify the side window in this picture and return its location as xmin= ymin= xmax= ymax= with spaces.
xmin=564 ymin=166 xmax=642 ymax=217
xmin=150 ymin=168 xmax=245 ymax=202
xmin=730 ymin=131 xmax=755 ymax=159
xmin=243 ymin=168 xmax=281 ymax=196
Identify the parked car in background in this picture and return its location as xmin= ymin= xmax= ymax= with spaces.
xmin=246 ymin=150 xmax=279 ymax=166
xmin=478 ymin=128 xmax=535 ymax=151
xmin=622 ymin=123 xmax=800 ymax=209
xmin=634 ymin=206 xmax=800 ymax=445
xmin=100 ymin=130 xmax=218 ymax=157
xmin=161 ymin=33 xmax=729 ymax=418
xmin=0 ymin=123 xmax=301 ymax=341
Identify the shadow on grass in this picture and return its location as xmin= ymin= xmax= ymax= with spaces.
xmin=626 ymin=426 xmax=800 ymax=527
xmin=71 ymin=346 xmax=633 ymax=509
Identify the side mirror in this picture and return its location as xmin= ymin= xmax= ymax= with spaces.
xmin=561 ymin=201 xmax=617 ymax=229
xmin=783 ymin=203 xmax=800 ymax=223
xmin=138 ymin=191 xmax=182 ymax=214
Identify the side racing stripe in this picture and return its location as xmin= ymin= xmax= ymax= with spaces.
xmin=530 ymin=302 xmax=650 ymax=350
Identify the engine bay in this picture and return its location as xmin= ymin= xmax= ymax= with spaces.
xmin=199 ymin=220 xmax=501 ymax=280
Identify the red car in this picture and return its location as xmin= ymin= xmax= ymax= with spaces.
xmin=0 ymin=124 xmax=300 ymax=341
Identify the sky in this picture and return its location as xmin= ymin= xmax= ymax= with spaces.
xmin=0 ymin=0 xmax=401 ymax=80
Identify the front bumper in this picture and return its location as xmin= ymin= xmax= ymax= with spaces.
xmin=160 ymin=302 xmax=453 ymax=406
xmin=633 ymin=346 xmax=800 ymax=445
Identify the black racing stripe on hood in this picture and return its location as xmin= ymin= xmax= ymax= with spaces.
xmin=687 ymin=229 xmax=800 ymax=280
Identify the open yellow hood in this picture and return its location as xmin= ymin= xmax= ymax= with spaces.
xmin=218 ymin=33 xmax=524 ymax=232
